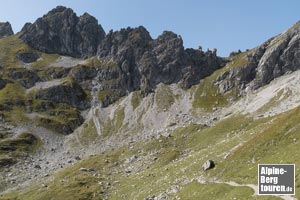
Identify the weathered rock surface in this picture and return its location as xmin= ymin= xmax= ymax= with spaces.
xmin=15 ymin=6 xmax=226 ymax=107
xmin=0 ymin=22 xmax=13 ymax=38
xmin=0 ymin=79 xmax=10 ymax=90
xmin=6 ymin=68 xmax=42 ymax=89
xmin=33 ymin=80 xmax=89 ymax=110
xmin=96 ymin=27 xmax=224 ymax=105
xmin=97 ymin=26 xmax=153 ymax=94
xmin=45 ymin=67 xmax=71 ymax=79
xmin=37 ymin=114 xmax=83 ymax=135
xmin=14 ymin=7 xmax=300 ymax=110
xmin=16 ymin=52 xmax=40 ymax=63
xmin=69 ymin=65 xmax=98 ymax=83
xmin=19 ymin=6 xmax=105 ymax=58
xmin=202 ymin=160 xmax=215 ymax=171
xmin=182 ymin=48 xmax=222 ymax=88
xmin=216 ymin=21 xmax=300 ymax=93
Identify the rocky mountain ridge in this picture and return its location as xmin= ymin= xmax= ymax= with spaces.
xmin=17 ymin=6 xmax=300 ymax=105
xmin=18 ymin=6 xmax=225 ymax=99
xmin=0 ymin=6 xmax=298 ymax=136
xmin=0 ymin=6 xmax=299 ymax=135
xmin=216 ymin=21 xmax=300 ymax=94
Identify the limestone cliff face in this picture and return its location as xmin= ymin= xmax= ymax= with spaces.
xmin=19 ymin=6 xmax=105 ymax=58
xmin=216 ymin=22 xmax=300 ymax=93
xmin=96 ymin=27 xmax=224 ymax=99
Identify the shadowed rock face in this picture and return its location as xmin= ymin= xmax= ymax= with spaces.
xmin=6 ymin=68 xmax=42 ymax=89
xmin=16 ymin=52 xmax=40 ymax=63
xmin=19 ymin=6 xmax=105 ymax=58
xmin=34 ymin=80 xmax=89 ymax=110
xmin=97 ymin=27 xmax=224 ymax=96
xmin=0 ymin=22 xmax=13 ymax=38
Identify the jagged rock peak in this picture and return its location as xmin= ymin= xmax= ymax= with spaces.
xmin=46 ymin=5 xmax=70 ymax=15
xmin=19 ymin=6 xmax=105 ymax=58
xmin=157 ymin=31 xmax=182 ymax=41
xmin=95 ymin=24 xmax=224 ymax=99
xmin=0 ymin=22 xmax=14 ymax=38
xmin=97 ymin=26 xmax=152 ymax=58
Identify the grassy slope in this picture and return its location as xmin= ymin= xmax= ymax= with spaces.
xmin=212 ymin=108 xmax=300 ymax=184
xmin=0 ymin=83 xmax=25 ymax=106
xmin=0 ymin=35 xmax=32 ymax=68
xmin=155 ymin=84 xmax=175 ymax=111
xmin=2 ymin=50 xmax=297 ymax=199
xmin=0 ymin=132 xmax=40 ymax=168
xmin=0 ymin=35 xmax=59 ymax=69
xmin=0 ymin=39 xmax=297 ymax=199
xmin=178 ymin=181 xmax=280 ymax=200
xmin=192 ymin=51 xmax=249 ymax=111
xmin=0 ymin=36 xmax=65 ymax=123
xmin=2 ymin=106 xmax=299 ymax=199
xmin=0 ymin=83 xmax=30 ymax=126
xmin=101 ymin=106 xmax=125 ymax=137
xmin=131 ymin=91 xmax=142 ymax=110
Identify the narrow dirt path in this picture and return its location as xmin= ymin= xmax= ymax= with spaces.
xmin=212 ymin=180 xmax=296 ymax=200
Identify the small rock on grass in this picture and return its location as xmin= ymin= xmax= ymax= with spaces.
xmin=80 ymin=168 xmax=88 ymax=172
xmin=202 ymin=160 xmax=215 ymax=171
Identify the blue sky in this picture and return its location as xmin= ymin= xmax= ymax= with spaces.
xmin=0 ymin=0 xmax=299 ymax=56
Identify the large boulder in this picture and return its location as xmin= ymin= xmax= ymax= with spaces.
xmin=19 ymin=6 xmax=105 ymax=58
xmin=0 ymin=22 xmax=13 ymax=38
xmin=202 ymin=160 xmax=215 ymax=171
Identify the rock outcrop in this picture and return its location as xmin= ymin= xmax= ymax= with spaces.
xmin=97 ymin=26 xmax=153 ymax=94
xmin=0 ymin=22 xmax=13 ymax=38
xmin=216 ymin=21 xmax=300 ymax=93
xmin=6 ymin=68 xmax=42 ymax=89
xmin=96 ymin=27 xmax=224 ymax=104
xmin=0 ymin=79 xmax=9 ymax=90
xmin=33 ymin=79 xmax=89 ymax=110
xmin=16 ymin=52 xmax=40 ymax=63
xmin=182 ymin=48 xmax=222 ymax=88
xmin=19 ymin=6 xmax=105 ymax=58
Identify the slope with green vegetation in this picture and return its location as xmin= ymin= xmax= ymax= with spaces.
xmin=0 ymin=132 xmax=40 ymax=168
xmin=2 ymin=106 xmax=299 ymax=199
